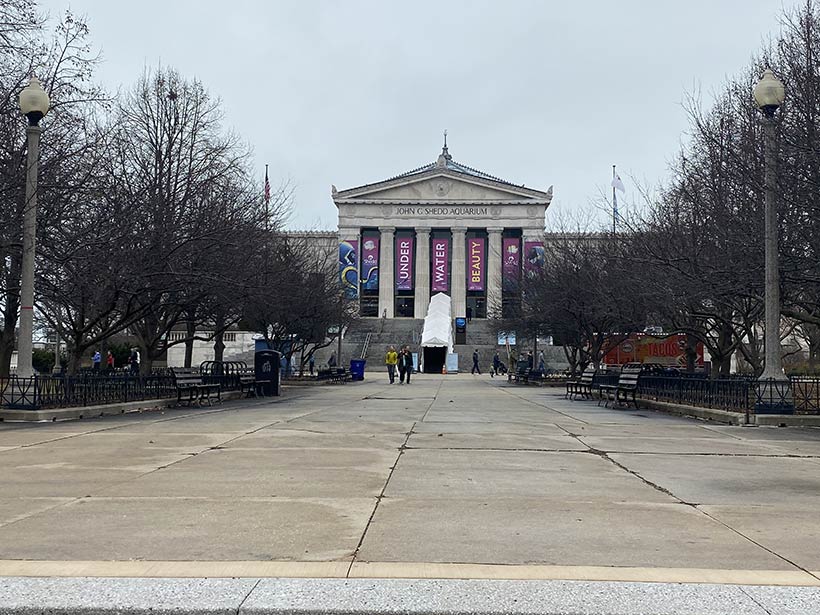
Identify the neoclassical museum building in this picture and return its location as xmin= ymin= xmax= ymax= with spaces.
xmin=335 ymin=142 xmax=552 ymax=320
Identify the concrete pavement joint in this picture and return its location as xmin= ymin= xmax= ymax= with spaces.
xmin=346 ymin=378 xmax=444 ymax=577
xmin=491 ymin=382 xmax=589 ymax=424
xmin=236 ymin=578 xmax=261 ymax=615
xmin=693 ymin=506 xmax=820 ymax=584
xmin=739 ymin=586 xmax=775 ymax=615
xmin=586 ymin=442 xmax=820 ymax=583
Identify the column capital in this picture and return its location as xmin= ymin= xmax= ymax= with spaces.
xmin=379 ymin=225 xmax=396 ymax=233
xmin=415 ymin=226 xmax=432 ymax=235
xmin=451 ymin=226 xmax=468 ymax=234
xmin=486 ymin=226 xmax=504 ymax=234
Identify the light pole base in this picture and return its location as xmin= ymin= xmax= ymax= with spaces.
xmin=754 ymin=377 xmax=794 ymax=414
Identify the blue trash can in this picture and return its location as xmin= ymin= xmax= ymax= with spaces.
xmin=349 ymin=358 xmax=366 ymax=381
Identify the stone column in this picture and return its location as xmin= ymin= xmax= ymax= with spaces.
xmin=378 ymin=226 xmax=395 ymax=318
xmin=487 ymin=227 xmax=503 ymax=319
xmin=451 ymin=227 xmax=467 ymax=318
xmin=414 ymin=227 xmax=431 ymax=318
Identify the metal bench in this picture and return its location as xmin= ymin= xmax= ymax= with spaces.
xmin=598 ymin=365 xmax=642 ymax=408
xmin=566 ymin=366 xmax=597 ymax=399
xmin=171 ymin=367 xmax=221 ymax=406
xmin=236 ymin=367 xmax=258 ymax=397
xmin=317 ymin=367 xmax=350 ymax=384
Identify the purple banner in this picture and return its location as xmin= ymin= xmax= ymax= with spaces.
xmin=467 ymin=237 xmax=485 ymax=291
xmin=395 ymin=236 xmax=414 ymax=290
xmin=361 ymin=237 xmax=379 ymax=291
xmin=524 ymin=241 xmax=545 ymax=275
xmin=502 ymin=238 xmax=520 ymax=291
xmin=431 ymin=238 xmax=449 ymax=292
xmin=339 ymin=239 xmax=359 ymax=299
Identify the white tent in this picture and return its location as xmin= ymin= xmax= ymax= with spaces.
xmin=421 ymin=293 xmax=453 ymax=353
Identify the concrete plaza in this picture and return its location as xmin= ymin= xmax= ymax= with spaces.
xmin=1 ymin=373 xmax=819 ymax=586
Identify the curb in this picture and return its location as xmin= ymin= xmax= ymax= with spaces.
xmin=0 ymin=390 xmax=251 ymax=423
xmin=1 ymin=577 xmax=818 ymax=615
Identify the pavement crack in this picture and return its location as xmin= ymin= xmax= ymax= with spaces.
xmin=236 ymin=578 xmax=261 ymax=614
xmin=346 ymin=378 xmax=443 ymax=577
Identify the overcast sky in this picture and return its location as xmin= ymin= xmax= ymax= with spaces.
xmin=40 ymin=0 xmax=796 ymax=230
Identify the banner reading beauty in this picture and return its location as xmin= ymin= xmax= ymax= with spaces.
xmin=502 ymin=238 xmax=520 ymax=291
xmin=524 ymin=241 xmax=545 ymax=275
xmin=431 ymin=238 xmax=449 ymax=292
xmin=360 ymin=237 xmax=379 ymax=291
xmin=467 ymin=237 xmax=485 ymax=291
xmin=395 ymin=237 xmax=414 ymax=290
xmin=338 ymin=240 xmax=359 ymax=299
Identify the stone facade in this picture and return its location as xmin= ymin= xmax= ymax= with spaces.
xmin=332 ymin=144 xmax=552 ymax=320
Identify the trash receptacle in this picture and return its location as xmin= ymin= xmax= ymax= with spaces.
xmin=255 ymin=350 xmax=281 ymax=396
xmin=349 ymin=358 xmax=366 ymax=381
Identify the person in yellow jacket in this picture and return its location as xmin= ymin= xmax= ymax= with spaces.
xmin=385 ymin=346 xmax=398 ymax=384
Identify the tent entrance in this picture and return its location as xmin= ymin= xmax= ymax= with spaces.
xmin=423 ymin=347 xmax=446 ymax=374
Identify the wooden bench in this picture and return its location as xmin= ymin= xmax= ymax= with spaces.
xmin=171 ymin=367 xmax=221 ymax=406
xmin=236 ymin=367 xmax=258 ymax=397
xmin=565 ymin=367 xmax=597 ymax=399
xmin=598 ymin=365 xmax=642 ymax=408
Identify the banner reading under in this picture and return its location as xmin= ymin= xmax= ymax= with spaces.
xmin=395 ymin=236 xmax=414 ymax=290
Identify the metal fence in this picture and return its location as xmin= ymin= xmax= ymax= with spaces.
xmin=637 ymin=375 xmax=820 ymax=415
xmin=1 ymin=370 xmax=245 ymax=411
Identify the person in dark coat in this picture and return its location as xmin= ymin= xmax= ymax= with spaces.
xmin=400 ymin=346 xmax=414 ymax=384
xmin=491 ymin=351 xmax=501 ymax=378
xmin=471 ymin=349 xmax=481 ymax=375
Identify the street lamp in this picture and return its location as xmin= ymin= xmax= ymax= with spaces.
xmin=753 ymin=68 xmax=791 ymax=414
xmin=16 ymin=76 xmax=50 ymax=378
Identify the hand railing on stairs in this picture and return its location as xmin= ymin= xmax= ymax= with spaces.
xmin=361 ymin=332 xmax=372 ymax=359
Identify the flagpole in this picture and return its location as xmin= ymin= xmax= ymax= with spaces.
xmin=264 ymin=164 xmax=270 ymax=232
xmin=612 ymin=165 xmax=617 ymax=235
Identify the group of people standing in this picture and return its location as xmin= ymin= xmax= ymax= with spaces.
xmin=384 ymin=345 xmax=414 ymax=384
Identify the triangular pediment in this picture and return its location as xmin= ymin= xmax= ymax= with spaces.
xmin=337 ymin=171 xmax=549 ymax=202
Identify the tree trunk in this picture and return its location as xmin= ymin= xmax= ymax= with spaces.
xmin=0 ymin=261 xmax=21 ymax=377
xmin=685 ymin=333 xmax=697 ymax=373
xmin=184 ymin=313 xmax=196 ymax=368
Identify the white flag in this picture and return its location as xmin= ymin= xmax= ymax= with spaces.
xmin=611 ymin=174 xmax=626 ymax=193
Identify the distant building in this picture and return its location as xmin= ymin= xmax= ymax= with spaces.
xmin=332 ymin=141 xmax=553 ymax=319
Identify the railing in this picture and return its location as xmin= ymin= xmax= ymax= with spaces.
xmin=1 ymin=368 xmax=245 ymax=411
xmin=361 ymin=332 xmax=372 ymax=360
xmin=637 ymin=375 xmax=820 ymax=416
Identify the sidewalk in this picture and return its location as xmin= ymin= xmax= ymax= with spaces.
xmin=1 ymin=374 xmax=819 ymax=595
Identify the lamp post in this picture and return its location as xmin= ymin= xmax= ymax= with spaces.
xmin=753 ymin=68 xmax=792 ymax=414
xmin=16 ymin=77 xmax=50 ymax=378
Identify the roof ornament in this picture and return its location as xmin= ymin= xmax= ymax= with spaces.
xmin=331 ymin=184 xmax=338 ymax=196
xmin=436 ymin=129 xmax=452 ymax=167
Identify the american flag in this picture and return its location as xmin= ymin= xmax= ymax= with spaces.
xmin=264 ymin=165 xmax=271 ymax=205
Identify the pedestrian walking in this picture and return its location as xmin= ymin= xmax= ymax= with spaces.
xmin=471 ymin=349 xmax=481 ymax=375
xmin=328 ymin=351 xmax=337 ymax=367
xmin=400 ymin=346 xmax=414 ymax=384
xmin=106 ymin=351 xmax=115 ymax=371
xmin=385 ymin=346 xmax=398 ymax=383
xmin=538 ymin=350 xmax=545 ymax=373
xmin=129 ymin=347 xmax=140 ymax=375
xmin=527 ymin=351 xmax=534 ymax=371
xmin=397 ymin=347 xmax=407 ymax=384
xmin=491 ymin=351 xmax=500 ymax=378
xmin=92 ymin=350 xmax=101 ymax=372
xmin=309 ymin=354 xmax=315 ymax=375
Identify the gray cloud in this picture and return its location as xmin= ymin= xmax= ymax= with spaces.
xmin=39 ymin=0 xmax=794 ymax=229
